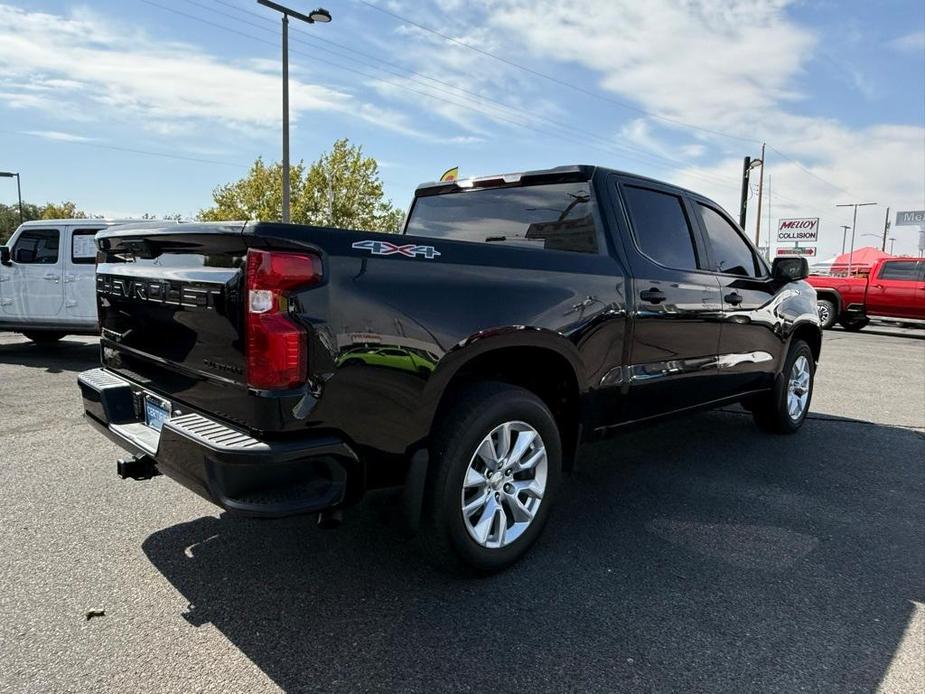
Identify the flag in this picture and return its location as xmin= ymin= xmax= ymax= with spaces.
xmin=440 ymin=166 xmax=459 ymax=182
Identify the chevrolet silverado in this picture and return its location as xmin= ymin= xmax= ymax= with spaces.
xmin=78 ymin=165 xmax=821 ymax=572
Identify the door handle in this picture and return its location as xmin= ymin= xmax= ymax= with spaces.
xmin=43 ymin=273 xmax=60 ymax=282
xmin=724 ymin=292 xmax=744 ymax=306
xmin=640 ymin=288 xmax=666 ymax=304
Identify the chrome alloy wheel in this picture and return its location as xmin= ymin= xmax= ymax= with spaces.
xmin=787 ymin=355 xmax=811 ymax=421
xmin=460 ymin=421 xmax=548 ymax=549
xmin=817 ymin=302 xmax=830 ymax=325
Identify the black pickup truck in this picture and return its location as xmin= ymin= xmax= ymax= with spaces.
xmin=78 ymin=165 xmax=820 ymax=572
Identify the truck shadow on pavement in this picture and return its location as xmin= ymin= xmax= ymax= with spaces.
xmin=142 ymin=410 xmax=924 ymax=693
xmin=0 ymin=337 xmax=99 ymax=374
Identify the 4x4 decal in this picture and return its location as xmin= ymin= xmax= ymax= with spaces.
xmin=351 ymin=239 xmax=441 ymax=259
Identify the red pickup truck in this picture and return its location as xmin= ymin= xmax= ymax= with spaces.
xmin=808 ymin=257 xmax=925 ymax=330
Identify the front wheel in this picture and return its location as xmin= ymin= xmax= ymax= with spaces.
xmin=816 ymin=299 xmax=837 ymax=329
xmin=22 ymin=331 xmax=66 ymax=344
xmin=420 ymin=382 xmax=562 ymax=574
xmin=752 ymin=340 xmax=815 ymax=434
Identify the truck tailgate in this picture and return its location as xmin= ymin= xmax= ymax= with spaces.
xmin=95 ymin=223 xmax=256 ymax=422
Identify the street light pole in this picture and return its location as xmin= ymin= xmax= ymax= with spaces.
xmin=754 ymin=142 xmax=766 ymax=245
xmin=257 ymin=1 xmax=332 ymax=224
xmin=839 ymin=225 xmax=850 ymax=254
xmin=836 ymin=201 xmax=877 ymax=275
xmin=888 ymin=237 xmax=896 ymax=254
xmin=282 ymin=12 xmax=289 ymax=223
xmin=0 ymin=171 xmax=22 ymax=225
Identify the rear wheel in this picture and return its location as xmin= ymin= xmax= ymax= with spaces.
xmin=421 ymin=382 xmax=561 ymax=574
xmin=839 ymin=317 xmax=869 ymax=332
xmin=22 ymin=331 xmax=66 ymax=344
xmin=752 ymin=340 xmax=814 ymax=434
xmin=816 ymin=299 xmax=837 ymax=329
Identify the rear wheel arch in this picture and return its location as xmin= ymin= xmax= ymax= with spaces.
xmin=429 ymin=343 xmax=583 ymax=472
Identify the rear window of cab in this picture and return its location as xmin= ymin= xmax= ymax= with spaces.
xmin=405 ymin=182 xmax=600 ymax=254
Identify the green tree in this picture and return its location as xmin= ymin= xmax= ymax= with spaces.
xmin=199 ymin=139 xmax=403 ymax=232
xmin=0 ymin=201 xmax=90 ymax=244
xmin=1 ymin=202 xmax=40 ymax=244
xmin=40 ymin=201 xmax=88 ymax=220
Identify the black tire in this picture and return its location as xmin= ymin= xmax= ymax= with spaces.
xmin=420 ymin=382 xmax=562 ymax=574
xmin=816 ymin=299 xmax=837 ymax=329
xmin=21 ymin=331 xmax=66 ymax=344
xmin=839 ymin=317 xmax=869 ymax=332
xmin=752 ymin=339 xmax=815 ymax=434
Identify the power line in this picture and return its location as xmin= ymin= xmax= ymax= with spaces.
xmin=6 ymin=129 xmax=247 ymax=168
xmin=203 ymin=0 xmax=732 ymax=180
xmin=145 ymin=0 xmax=742 ymax=193
xmin=352 ymin=0 xmax=762 ymax=145
xmin=353 ymin=0 xmax=870 ymax=204
xmin=765 ymin=144 xmax=856 ymax=198
xmin=193 ymin=0 xmax=749 ymax=193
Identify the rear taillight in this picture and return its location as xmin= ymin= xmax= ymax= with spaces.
xmin=245 ymin=248 xmax=322 ymax=390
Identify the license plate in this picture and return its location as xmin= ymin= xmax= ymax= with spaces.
xmin=144 ymin=396 xmax=171 ymax=432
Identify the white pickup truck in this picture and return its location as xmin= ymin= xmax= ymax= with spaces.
xmin=0 ymin=219 xmax=175 ymax=343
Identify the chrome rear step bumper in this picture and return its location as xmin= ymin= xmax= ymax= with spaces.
xmin=78 ymin=368 xmax=358 ymax=517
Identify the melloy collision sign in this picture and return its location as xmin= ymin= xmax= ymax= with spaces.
xmin=895 ymin=210 xmax=925 ymax=226
xmin=776 ymin=217 xmax=819 ymax=243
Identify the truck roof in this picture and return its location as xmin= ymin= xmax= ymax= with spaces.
xmin=16 ymin=218 xmax=162 ymax=226
xmin=414 ymin=164 xmax=709 ymax=201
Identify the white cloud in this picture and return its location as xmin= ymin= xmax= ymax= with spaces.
xmin=386 ymin=0 xmax=923 ymax=256
xmin=21 ymin=130 xmax=97 ymax=143
xmin=890 ymin=31 xmax=925 ymax=54
xmin=0 ymin=3 xmax=420 ymax=138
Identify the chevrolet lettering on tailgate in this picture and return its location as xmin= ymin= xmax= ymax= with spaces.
xmin=96 ymin=274 xmax=222 ymax=309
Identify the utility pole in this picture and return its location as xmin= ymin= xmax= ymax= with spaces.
xmin=754 ymin=142 xmax=766 ymax=245
xmin=739 ymin=156 xmax=751 ymax=229
xmin=257 ymin=1 xmax=332 ymax=223
xmin=836 ymin=201 xmax=877 ymax=274
xmin=840 ymin=225 xmax=850 ymax=254
xmin=881 ymin=207 xmax=890 ymax=251
xmin=766 ymin=174 xmax=771 ymax=259
xmin=281 ymin=11 xmax=289 ymax=223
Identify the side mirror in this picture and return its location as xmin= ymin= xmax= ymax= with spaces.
xmin=0 ymin=246 xmax=10 ymax=266
xmin=772 ymin=256 xmax=809 ymax=282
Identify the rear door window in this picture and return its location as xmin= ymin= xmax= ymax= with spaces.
xmin=696 ymin=203 xmax=763 ymax=277
xmin=12 ymin=228 xmax=60 ymax=264
xmin=621 ymin=185 xmax=700 ymax=270
xmin=405 ymin=182 xmax=599 ymax=253
xmin=71 ymin=228 xmax=104 ymax=264
xmin=878 ymin=261 xmax=918 ymax=281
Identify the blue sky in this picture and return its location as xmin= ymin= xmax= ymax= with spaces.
xmin=1 ymin=0 xmax=923 ymax=257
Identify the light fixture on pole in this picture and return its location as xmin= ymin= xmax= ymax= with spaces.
xmin=0 ymin=171 xmax=23 ymax=225
xmin=836 ymin=201 xmax=877 ymax=275
xmin=257 ymin=1 xmax=332 ymax=224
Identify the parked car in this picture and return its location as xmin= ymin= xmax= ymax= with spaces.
xmin=0 ymin=219 xmax=177 ymax=343
xmin=77 ymin=165 xmax=821 ymax=573
xmin=808 ymin=257 xmax=925 ymax=330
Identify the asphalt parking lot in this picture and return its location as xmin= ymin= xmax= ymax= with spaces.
xmin=0 ymin=327 xmax=922 ymax=693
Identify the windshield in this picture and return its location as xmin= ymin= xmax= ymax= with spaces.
xmin=405 ymin=182 xmax=599 ymax=254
